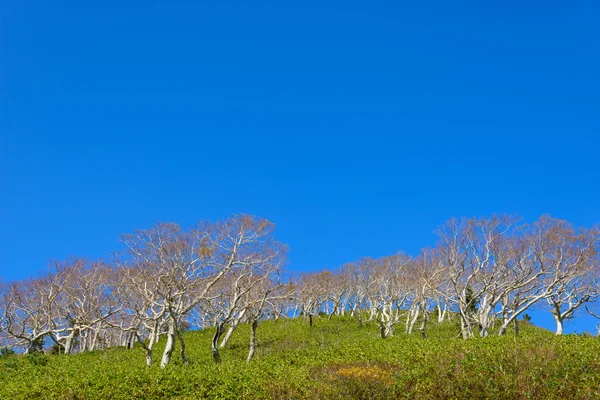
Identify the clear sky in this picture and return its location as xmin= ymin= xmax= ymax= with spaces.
xmin=1 ymin=1 xmax=599 ymax=333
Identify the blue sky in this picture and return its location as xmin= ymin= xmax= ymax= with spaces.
xmin=1 ymin=1 xmax=599 ymax=333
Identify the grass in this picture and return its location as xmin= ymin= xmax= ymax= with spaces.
xmin=1 ymin=316 xmax=599 ymax=399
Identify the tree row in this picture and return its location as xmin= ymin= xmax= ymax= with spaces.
xmin=1 ymin=214 xmax=598 ymax=367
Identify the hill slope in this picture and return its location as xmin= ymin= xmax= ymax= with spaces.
xmin=1 ymin=317 xmax=599 ymax=399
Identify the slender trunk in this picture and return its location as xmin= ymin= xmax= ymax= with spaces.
xmin=308 ymin=314 xmax=313 ymax=327
xmin=145 ymin=347 xmax=153 ymax=367
xmin=64 ymin=328 xmax=79 ymax=355
xmin=82 ymin=329 xmax=88 ymax=351
xmin=64 ymin=334 xmax=74 ymax=355
xmin=379 ymin=320 xmax=389 ymax=338
xmin=97 ymin=332 xmax=104 ymax=350
xmin=478 ymin=307 xmax=492 ymax=338
xmin=368 ymin=307 xmax=377 ymax=321
xmin=353 ymin=310 xmax=364 ymax=327
xmin=328 ymin=301 xmax=338 ymax=319
xmin=85 ymin=329 xmax=91 ymax=351
xmin=418 ymin=306 xmax=428 ymax=339
xmin=437 ymin=301 xmax=444 ymax=323
xmin=176 ymin=327 xmax=188 ymax=364
xmin=499 ymin=317 xmax=518 ymax=336
xmin=125 ymin=332 xmax=134 ymax=349
xmin=550 ymin=303 xmax=565 ymax=335
xmin=90 ymin=329 xmax=99 ymax=351
xmin=499 ymin=301 xmax=528 ymax=336
xmin=247 ymin=319 xmax=259 ymax=363
xmin=385 ymin=321 xmax=393 ymax=337
xmin=221 ymin=309 xmax=246 ymax=348
xmin=160 ymin=317 xmax=177 ymax=368
xmin=460 ymin=313 xmax=472 ymax=339
xmin=553 ymin=313 xmax=564 ymax=335
xmin=134 ymin=333 xmax=154 ymax=367
xmin=377 ymin=308 xmax=392 ymax=338
xmin=25 ymin=338 xmax=37 ymax=354
xmin=79 ymin=330 xmax=86 ymax=352
xmin=408 ymin=304 xmax=420 ymax=334
xmin=220 ymin=325 xmax=236 ymax=348
xmin=212 ymin=324 xmax=225 ymax=363
xmin=479 ymin=325 xmax=489 ymax=337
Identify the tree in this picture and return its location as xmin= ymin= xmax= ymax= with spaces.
xmin=435 ymin=216 xmax=518 ymax=338
xmin=295 ymin=272 xmax=326 ymax=327
xmin=0 ymin=265 xmax=71 ymax=353
xmin=52 ymin=259 xmax=120 ymax=354
xmin=368 ymin=254 xmax=412 ymax=338
xmin=2 ymin=212 xmax=599 ymax=364
xmin=544 ymin=226 xmax=599 ymax=334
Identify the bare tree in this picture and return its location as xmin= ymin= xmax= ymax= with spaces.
xmin=51 ymin=259 xmax=120 ymax=354
xmin=369 ymin=254 xmax=412 ymax=338
xmin=3 ymin=212 xmax=600 ymax=364
xmin=109 ymin=264 xmax=168 ymax=366
xmin=496 ymin=217 xmax=597 ymax=335
xmin=412 ymin=249 xmax=445 ymax=338
xmin=0 ymin=264 xmax=72 ymax=353
xmin=243 ymin=269 xmax=289 ymax=362
xmin=342 ymin=260 xmax=370 ymax=326
xmin=436 ymin=215 xmax=529 ymax=338
xmin=542 ymin=224 xmax=599 ymax=334
xmin=295 ymin=272 xmax=326 ymax=327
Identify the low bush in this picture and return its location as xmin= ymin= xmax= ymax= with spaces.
xmin=1 ymin=317 xmax=599 ymax=399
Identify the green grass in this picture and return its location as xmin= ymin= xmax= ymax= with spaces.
xmin=1 ymin=317 xmax=600 ymax=399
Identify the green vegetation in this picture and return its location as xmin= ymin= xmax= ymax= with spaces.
xmin=1 ymin=317 xmax=599 ymax=399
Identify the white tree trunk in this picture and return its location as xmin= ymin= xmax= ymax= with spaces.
xmin=418 ymin=306 xmax=428 ymax=339
xmin=176 ymin=327 xmax=188 ymax=364
xmin=408 ymin=303 xmax=420 ymax=334
xmin=212 ymin=324 xmax=225 ymax=363
xmin=459 ymin=312 xmax=472 ymax=339
xmin=553 ymin=313 xmax=564 ymax=335
xmin=90 ymin=329 xmax=99 ymax=351
xmin=437 ymin=302 xmax=447 ymax=323
xmin=160 ymin=317 xmax=177 ymax=368
xmin=246 ymin=319 xmax=259 ymax=363
xmin=220 ymin=309 xmax=246 ymax=348
xmin=220 ymin=325 xmax=236 ymax=348
xmin=378 ymin=320 xmax=391 ymax=338
xmin=63 ymin=327 xmax=79 ymax=355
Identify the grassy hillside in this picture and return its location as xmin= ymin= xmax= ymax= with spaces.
xmin=1 ymin=316 xmax=599 ymax=399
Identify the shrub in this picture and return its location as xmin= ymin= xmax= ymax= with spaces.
xmin=0 ymin=347 xmax=15 ymax=358
xmin=0 ymin=317 xmax=599 ymax=400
